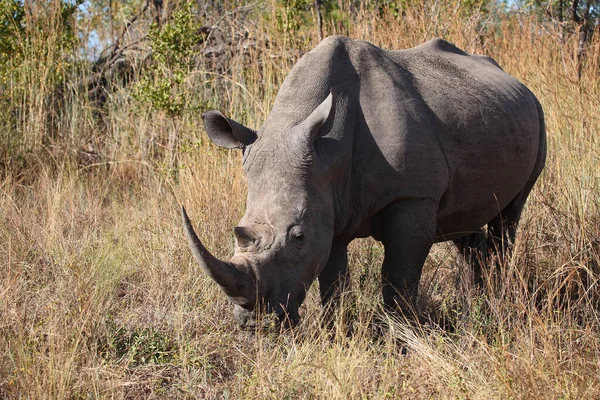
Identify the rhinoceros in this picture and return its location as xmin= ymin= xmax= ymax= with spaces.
xmin=182 ymin=36 xmax=546 ymax=328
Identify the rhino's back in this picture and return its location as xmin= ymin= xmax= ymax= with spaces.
xmin=348 ymin=38 xmax=543 ymax=238
xmin=398 ymin=39 xmax=542 ymax=236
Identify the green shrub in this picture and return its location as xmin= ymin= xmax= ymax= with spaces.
xmin=134 ymin=0 xmax=202 ymax=118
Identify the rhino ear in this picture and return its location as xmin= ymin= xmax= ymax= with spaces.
xmin=202 ymin=110 xmax=257 ymax=149
xmin=296 ymin=92 xmax=334 ymax=142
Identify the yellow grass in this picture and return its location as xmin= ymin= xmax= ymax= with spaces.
xmin=1 ymin=2 xmax=600 ymax=398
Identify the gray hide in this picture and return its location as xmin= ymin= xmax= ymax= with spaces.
xmin=182 ymin=36 xmax=547 ymax=328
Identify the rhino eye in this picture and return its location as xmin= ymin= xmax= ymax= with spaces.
xmin=290 ymin=226 xmax=304 ymax=242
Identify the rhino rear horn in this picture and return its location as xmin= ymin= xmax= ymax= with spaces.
xmin=181 ymin=206 xmax=255 ymax=306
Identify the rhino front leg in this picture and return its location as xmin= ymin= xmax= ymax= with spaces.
xmin=380 ymin=199 xmax=436 ymax=317
xmin=318 ymin=237 xmax=350 ymax=311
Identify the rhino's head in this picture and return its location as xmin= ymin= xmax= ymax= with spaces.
xmin=183 ymin=94 xmax=338 ymax=329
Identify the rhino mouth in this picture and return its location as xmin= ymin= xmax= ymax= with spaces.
xmin=233 ymin=304 xmax=301 ymax=330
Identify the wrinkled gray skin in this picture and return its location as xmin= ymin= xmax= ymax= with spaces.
xmin=182 ymin=36 xmax=547 ymax=329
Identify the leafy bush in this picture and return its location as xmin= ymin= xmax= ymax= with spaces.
xmin=134 ymin=0 xmax=202 ymax=118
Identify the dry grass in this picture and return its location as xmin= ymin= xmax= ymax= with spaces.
xmin=2 ymin=2 xmax=600 ymax=398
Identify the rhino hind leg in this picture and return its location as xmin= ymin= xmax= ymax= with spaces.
xmin=453 ymin=230 xmax=488 ymax=286
xmin=486 ymin=197 xmax=524 ymax=260
xmin=455 ymin=187 xmax=530 ymax=287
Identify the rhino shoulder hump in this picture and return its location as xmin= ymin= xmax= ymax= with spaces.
xmin=314 ymin=35 xmax=353 ymax=53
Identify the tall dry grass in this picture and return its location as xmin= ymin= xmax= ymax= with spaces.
xmin=1 ymin=2 xmax=600 ymax=398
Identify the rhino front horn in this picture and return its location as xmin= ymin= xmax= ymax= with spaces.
xmin=181 ymin=206 xmax=255 ymax=306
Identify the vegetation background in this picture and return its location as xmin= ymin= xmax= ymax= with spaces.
xmin=1 ymin=0 xmax=600 ymax=398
